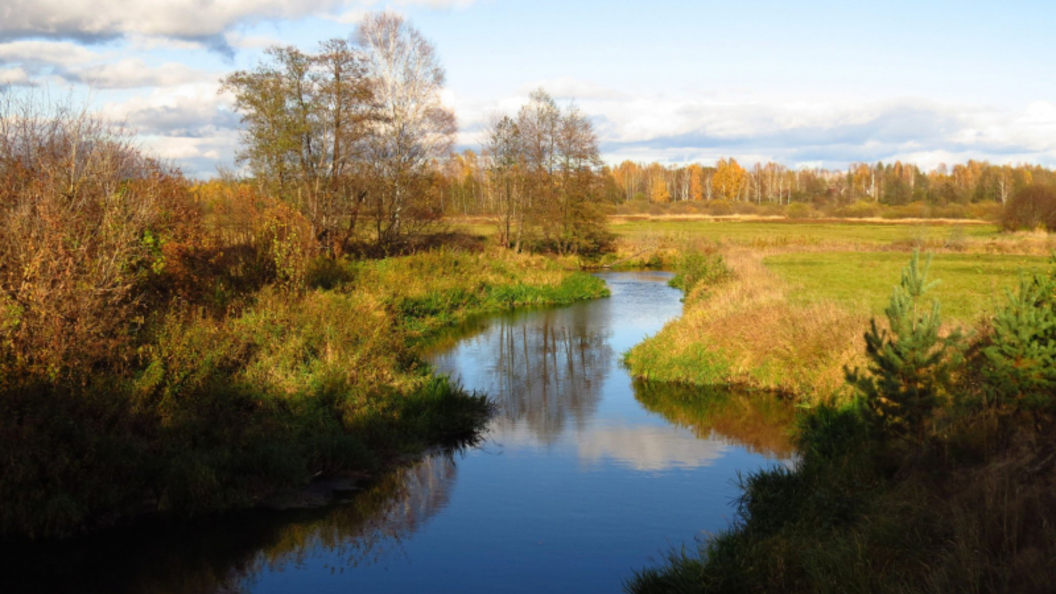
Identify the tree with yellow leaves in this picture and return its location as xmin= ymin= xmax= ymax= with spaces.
xmin=688 ymin=164 xmax=705 ymax=201
xmin=650 ymin=175 xmax=671 ymax=203
xmin=712 ymin=158 xmax=746 ymax=201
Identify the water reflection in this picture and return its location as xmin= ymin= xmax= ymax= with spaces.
xmin=0 ymin=451 xmax=460 ymax=594
xmin=2 ymin=272 xmax=798 ymax=594
xmin=633 ymin=380 xmax=796 ymax=458
xmin=575 ymin=425 xmax=729 ymax=471
xmin=430 ymin=305 xmax=613 ymax=444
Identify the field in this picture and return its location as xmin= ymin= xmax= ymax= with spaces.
xmin=766 ymin=251 xmax=1048 ymax=322
xmin=611 ymin=216 xmax=998 ymax=247
xmin=595 ymin=216 xmax=1054 ymax=398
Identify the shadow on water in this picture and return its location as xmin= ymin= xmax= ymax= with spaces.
xmin=0 ymin=448 xmax=464 ymax=594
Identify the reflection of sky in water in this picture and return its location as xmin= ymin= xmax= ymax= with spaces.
xmin=575 ymin=423 xmax=729 ymax=471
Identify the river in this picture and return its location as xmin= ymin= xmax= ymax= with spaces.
xmin=2 ymin=271 xmax=794 ymax=593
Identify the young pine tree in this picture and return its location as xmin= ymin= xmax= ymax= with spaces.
xmin=982 ymin=265 xmax=1056 ymax=414
xmin=846 ymin=251 xmax=964 ymax=443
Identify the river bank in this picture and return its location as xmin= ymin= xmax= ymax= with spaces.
xmin=1 ymin=270 xmax=797 ymax=593
xmin=623 ymin=245 xmax=1056 ymax=593
xmin=0 ymin=248 xmax=608 ymax=540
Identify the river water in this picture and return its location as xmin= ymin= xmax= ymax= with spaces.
xmin=3 ymin=271 xmax=794 ymax=593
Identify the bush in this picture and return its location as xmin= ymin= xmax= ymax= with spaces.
xmin=668 ymin=251 xmax=732 ymax=297
xmin=785 ymin=202 xmax=813 ymax=219
xmin=0 ymin=96 xmax=202 ymax=379
xmin=1001 ymin=185 xmax=1056 ymax=231
xmin=834 ymin=200 xmax=882 ymax=219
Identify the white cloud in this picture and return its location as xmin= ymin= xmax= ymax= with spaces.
xmin=0 ymin=66 xmax=29 ymax=86
xmin=0 ymin=0 xmax=480 ymax=44
xmin=77 ymin=59 xmax=216 ymax=89
xmin=0 ymin=40 xmax=101 ymax=67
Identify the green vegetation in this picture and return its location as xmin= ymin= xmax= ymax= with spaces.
xmin=0 ymin=247 xmax=605 ymax=539
xmin=627 ymin=257 xmax=1056 ymax=594
xmin=612 ymin=218 xmax=998 ymax=248
xmin=766 ymin=252 xmax=1049 ymax=322
xmin=634 ymin=381 xmax=796 ymax=458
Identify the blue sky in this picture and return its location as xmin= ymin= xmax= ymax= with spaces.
xmin=2 ymin=0 xmax=1054 ymax=176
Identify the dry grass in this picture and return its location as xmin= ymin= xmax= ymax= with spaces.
xmin=627 ymin=247 xmax=868 ymax=399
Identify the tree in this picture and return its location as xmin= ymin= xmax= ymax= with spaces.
xmin=358 ymin=11 xmax=456 ymax=252
xmin=222 ymin=40 xmax=374 ymax=253
xmin=649 ymin=175 xmax=671 ymax=203
xmin=688 ymin=164 xmax=705 ymax=201
xmin=480 ymin=89 xmax=607 ymax=254
xmin=485 ymin=115 xmax=524 ymax=249
xmin=846 ymin=252 xmax=963 ymax=443
xmin=712 ymin=158 xmax=746 ymax=201
xmin=549 ymin=102 xmax=607 ymax=254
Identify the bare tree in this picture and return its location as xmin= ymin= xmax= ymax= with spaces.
xmin=357 ymin=12 xmax=456 ymax=252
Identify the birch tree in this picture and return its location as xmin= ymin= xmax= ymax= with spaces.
xmin=357 ymin=12 xmax=456 ymax=251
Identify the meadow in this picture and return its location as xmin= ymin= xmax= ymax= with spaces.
xmin=573 ymin=216 xmax=1053 ymax=397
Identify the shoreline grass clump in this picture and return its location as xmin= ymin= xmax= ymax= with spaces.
xmin=626 ymin=248 xmax=867 ymax=398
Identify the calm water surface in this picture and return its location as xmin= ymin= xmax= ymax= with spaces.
xmin=3 ymin=271 xmax=794 ymax=593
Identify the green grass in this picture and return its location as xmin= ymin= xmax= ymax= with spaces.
xmin=611 ymin=219 xmax=998 ymax=247
xmin=765 ymin=252 xmax=1049 ymax=323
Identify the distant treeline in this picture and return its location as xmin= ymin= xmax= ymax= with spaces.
xmin=438 ymin=154 xmax=1056 ymax=219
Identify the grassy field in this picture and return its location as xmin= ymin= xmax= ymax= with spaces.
xmin=619 ymin=217 xmax=1053 ymax=398
xmin=766 ymin=252 xmax=1049 ymax=323
xmin=610 ymin=217 xmax=999 ymax=247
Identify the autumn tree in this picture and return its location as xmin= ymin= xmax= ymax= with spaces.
xmin=485 ymin=115 xmax=525 ymax=249
xmin=482 ymin=89 xmax=607 ymax=254
xmin=358 ymin=12 xmax=456 ymax=252
xmin=222 ymin=40 xmax=373 ymax=253
xmin=712 ymin=158 xmax=747 ymax=201
xmin=688 ymin=164 xmax=705 ymax=201
xmin=649 ymin=175 xmax=671 ymax=203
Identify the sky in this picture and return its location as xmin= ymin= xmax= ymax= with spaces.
xmin=2 ymin=0 xmax=1055 ymax=177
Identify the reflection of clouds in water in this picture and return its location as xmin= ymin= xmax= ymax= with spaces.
xmin=575 ymin=425 xmax=730 ymax=471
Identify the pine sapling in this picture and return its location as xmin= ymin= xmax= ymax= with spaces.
xmin=846 ymin=251 xmax=964 ymax=444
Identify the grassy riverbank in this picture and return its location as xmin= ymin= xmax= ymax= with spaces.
xmin=627 ymin=255 xmax=1056 ymax=594
xmin=620 ymin=222 xmax=1047 ymax=398
xmin=0 ymin=248 xmax=607 ymax=539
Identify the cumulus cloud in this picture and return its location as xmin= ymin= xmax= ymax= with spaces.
xmin=455 ymin=79 xmax=1056 ymax=169
xmin=0 ymin=39 xmax=218 ymax=90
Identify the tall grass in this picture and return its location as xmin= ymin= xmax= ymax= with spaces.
xmin=626 ymin=248 xmax=867 ymax=398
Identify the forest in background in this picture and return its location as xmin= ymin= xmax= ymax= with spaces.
xmin=439 ymin=151 xmax=1056 ymax=225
